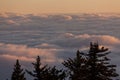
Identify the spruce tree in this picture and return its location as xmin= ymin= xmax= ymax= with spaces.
xmin=26 ymin=56 xmax=49 ymax=80
xmin=11 ymin=59 xmax=26 ymax=80
xmin=62 ymin=42 xmax=119 ymax=80
xmin=26 ymin=56 xmax=66 ymax=80
xmin=87 ymin=42 xmax=119 ymax=80
xmin=47 ymin=66 xmax=66 ymax=80
xmin=62 ymin=50 xmax=87 ymax=80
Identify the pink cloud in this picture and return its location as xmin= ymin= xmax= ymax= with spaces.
xmin=0 ymin=43 xmax=60 ymax=63
xmin=0 ymin=54 xmax=34 ymax=62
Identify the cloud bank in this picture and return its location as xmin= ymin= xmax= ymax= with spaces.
xmin=0 ymin=13 xmax=120 ymax=79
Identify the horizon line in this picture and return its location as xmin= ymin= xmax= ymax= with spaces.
xmin=1 ymin=11 xmax=120 ymax=15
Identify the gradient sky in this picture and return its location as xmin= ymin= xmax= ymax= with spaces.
xmin=0 ymin=0 xmax=120 ymax=14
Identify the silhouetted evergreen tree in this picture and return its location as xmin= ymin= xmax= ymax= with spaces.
xmin=62 ymin=50 xmax=87 ymax=80
xmin=47 ymin=66 xmax=66 ymax=80
xmin=63 ymin=42 xmax=119 ymax=80
xmin=87 ymin=42 xmax=119 ymax=80
xmin=26 ymin=56 xmax=49 ymax=80
xmin=26 ymin=56 xmax=66 ymax=80
xmin=11 ymin=59 xmax=26 ymax=80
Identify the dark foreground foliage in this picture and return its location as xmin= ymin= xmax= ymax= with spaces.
xmin=11 ymin=59 xmax=26 ymax=80
xmin=63 ymin=42 xmax=119 ymax=80
xmin=10 ymin=42 xmax=119 ymax=80
xmin=26 ymin=56 xmax=66 ymax=80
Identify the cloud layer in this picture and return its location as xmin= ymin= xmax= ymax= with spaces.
xmin=0 ymin=13 xmax=120 ymax=79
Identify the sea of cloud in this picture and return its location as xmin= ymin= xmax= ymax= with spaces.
xmin=0 ymin=13 xmax=120 ymax=79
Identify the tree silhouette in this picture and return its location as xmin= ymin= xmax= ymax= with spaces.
xmin=26 ymin=56 xmax=49 ymax=80
xmin=26 ymin=56 xmax=66 ymax=80
xmin=62 ymin=50 xmax=88 ymax=80
xmin=87 ymin=42 xmax=119 ymax=80
xmin=63 ymin=42 xmax=119 ymax=80
xmin=11 ymin=59 xmax=26 ymax=80
xmin=47 ymin=66 xmax=66 ymax=80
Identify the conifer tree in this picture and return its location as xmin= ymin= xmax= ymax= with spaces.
xmin=26 ymin=56 xmax=49 ymax=80
xmin=47 ymin=66 xmax=66 ymax=80
xmin=26 ymin=56 xmax=66 ymax=80
xmin=62 ymin=50 xmax=87 ymax=80
xmin=87 ymin=42 xmax=119 ymax=80
xmin=11 ymin=59 xmax=26 ymax=80
xmin=63 ymin=42 xmax=119 ymax=80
